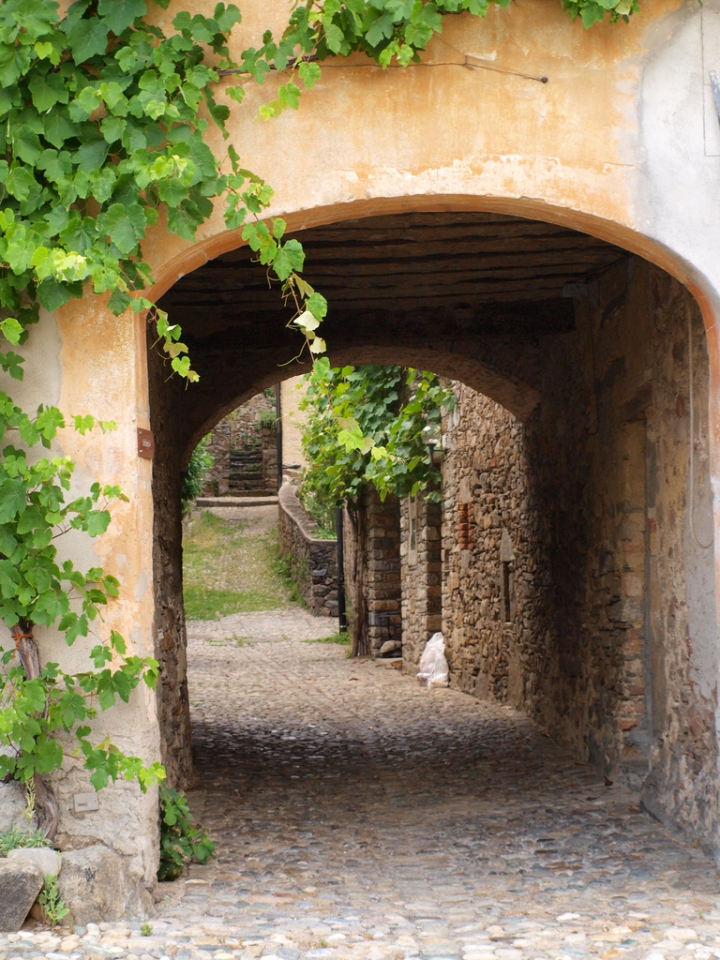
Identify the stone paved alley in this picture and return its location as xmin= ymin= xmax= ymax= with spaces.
xmin=3 ymin=611 xmax=720 ymax=960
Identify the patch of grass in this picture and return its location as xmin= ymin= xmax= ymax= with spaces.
xmin=313 ymin=525 xmax=337 ymax=540
xmin=183 ymin=511 xmax=299 ymax=620
xmin=303 ymin=632 xmax=350 ymax=645
xmin=185 ymin=586 xmax=289 ymax=620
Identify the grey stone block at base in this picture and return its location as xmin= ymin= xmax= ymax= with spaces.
xmin=57 ymin=845 xmax=155 ymax=925
xmin=7 ymin=846 xmax=61 ymax=877
xmin=0 ymin=859 xmax=44 ymax=932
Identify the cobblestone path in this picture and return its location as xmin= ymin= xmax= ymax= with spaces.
xmin=4 ymin=618 xmax=720 ymax=960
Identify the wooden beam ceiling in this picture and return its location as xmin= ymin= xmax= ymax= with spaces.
xmin=160 ymin=212 xmax=628 ymax=340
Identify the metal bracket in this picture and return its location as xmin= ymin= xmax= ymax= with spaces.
xmin=137 ymin=428 xmax=155 ymax=460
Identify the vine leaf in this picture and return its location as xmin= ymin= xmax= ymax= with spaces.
xmin=99 ymin=203 xmax=147 ymax=255
xmin=65 ymin=19 xmax=111 ymax=63
xmin=98 ymin=0 xmax=148 ymax=35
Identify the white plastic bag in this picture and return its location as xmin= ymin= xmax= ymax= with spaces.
xmin=417 ymin=632 xmax=449 ymax=688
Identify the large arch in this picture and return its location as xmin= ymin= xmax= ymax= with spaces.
xmin=146 ymin=202 xmax=718 ymax=860
xmin=6 ymin=0 xmax=720 ymax=883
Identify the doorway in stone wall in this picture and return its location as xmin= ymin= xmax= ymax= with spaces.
xmin=147 ymin=209 xmax=719 ymax=937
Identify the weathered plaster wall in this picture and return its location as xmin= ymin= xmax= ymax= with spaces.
xmin=280 ymin=376 xmax=309 ymax=478
xmin=0 ymin=305 xmax=160 ymax=883
xmin=435 ymin=259 xmax=719 ymax=857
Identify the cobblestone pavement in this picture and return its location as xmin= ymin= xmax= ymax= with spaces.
xmin=4 ymin=620 xmax=720 ymax=960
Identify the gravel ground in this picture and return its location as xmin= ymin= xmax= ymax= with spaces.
xmin=3 ymin=615 xmax=720 ymax=960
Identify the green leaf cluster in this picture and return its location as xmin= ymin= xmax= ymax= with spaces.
xmin=158 ymin=785 xmax=216 ymax=881
xmin=0 ymin=366 xmax=164 ymax=794
xmin=240 ymin=0 xmax=641 ymax=101
xmin=37 ymin=873 xmax=69 ymax=925
xmin=0 ymin=0 xmax=319 ymax=381
xmin=180 ymin=435 xmax=213 ymax=516
xmin=299 ymin=360 xmax=454 ymax=526
xmin=0 ymin=824 xmax=52 ymax=855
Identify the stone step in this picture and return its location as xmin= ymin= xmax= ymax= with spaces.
xmin=196 ymin=495 xmax=279 ymax=507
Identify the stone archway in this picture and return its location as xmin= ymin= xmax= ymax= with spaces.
xmin=147 ymin=204 xmax=717 ymax=858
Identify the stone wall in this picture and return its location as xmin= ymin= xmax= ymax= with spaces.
xmin=364 ymin=489 xmax=403 ymax=657
xmin=431 ymin=258 xmax=718 ymax=857
xmin=340 ymin=489 xmax=403 ymax=657
xmin=400 ymin=494 xmax=442 ymax=668
xmin=278 ymin=483 xmax=339 ymax=617
xmin=202 ymin=393 xmax=276 ymax=497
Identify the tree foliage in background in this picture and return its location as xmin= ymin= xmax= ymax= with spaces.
xmin=180 ymin=436 xmax=214 ymax=516
xmin=299 ymin=360 xmax=454 ymax=528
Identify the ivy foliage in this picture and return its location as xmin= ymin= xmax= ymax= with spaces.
xmin=180 ymin=435 xmax=213 ymax=516
xmin=0 ymin=0 xmax=327 ymax=377
xmin=242 ymin=0 xmax=640 ymax=118
xmin=299 ymin=360 xmax=454 ymax=526
xmin=0 ymin=377 xmax=163 ymax=792
xmin=158 ymin=784 xmax=216 ymax=881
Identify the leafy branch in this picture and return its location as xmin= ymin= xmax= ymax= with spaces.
xmin=299 ymin=360 xmax=454 ymax=528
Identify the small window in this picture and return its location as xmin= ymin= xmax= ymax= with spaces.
xmin=458 ymin=502 xmax=472 ymax=550
xmin=408 ymin=496 xmax=418 ymax=565
xmin=502 ymin=561 xmax=512 ymax=622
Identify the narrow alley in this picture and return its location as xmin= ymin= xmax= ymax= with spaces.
xmin=4 ymin=608 xmax=720 ymax=960
xmin=148 ymin=617 xmax=720 ymax=958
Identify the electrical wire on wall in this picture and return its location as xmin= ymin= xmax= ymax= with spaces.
xmin=688 ymin=310 xmax=714 ymax=550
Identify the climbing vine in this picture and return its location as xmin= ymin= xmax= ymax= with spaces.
xmin=0 ymin=0 xmax=643 ymax=833
xmin=299 ymin=361 xmax=454 ymax=528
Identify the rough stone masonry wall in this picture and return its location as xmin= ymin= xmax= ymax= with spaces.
xmin=278 ymin=483 xmax=339 ymax=617
xmin=365 ymin=489 xmax=403 ymax=656
xmin=438 ymin=258 xmax=719 ymax=858
xmin=400 ymin=495 xmax=442 ymax=668
xmin=203 ymin=392 xmax=275 ymax=496
xmin=440 ymin=389 xmax=532 ymax=706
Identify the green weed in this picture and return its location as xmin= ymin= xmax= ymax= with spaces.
xmin=37 ymin=874 xmax=69 ymax=926
xmin=0 ymin=826 xmax=52 ymax=856
xmin=158 ymin=786 xmax=216 ymax=882
xmin=303 ymin=633 xmax=350 ymax=645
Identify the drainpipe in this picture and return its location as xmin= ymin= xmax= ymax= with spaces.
xmin=274 ymin=382 xmax=282 ymax=491
xmin=336 ymin=506 xmax=347 ymax=633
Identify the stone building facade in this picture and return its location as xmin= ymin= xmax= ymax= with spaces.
xmin=397 ymin=258 xmax=717 ymax=854
xmin=202 ymin=392 xmax=277 ymax=497
xmin=399 ymin=495 xmax=442 ymax=668
xmin=342 ymin=489 xmax=403 ymax=657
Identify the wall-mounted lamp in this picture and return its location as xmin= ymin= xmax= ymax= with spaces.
xmin=422 ymin=423 xmax=445 ymax=466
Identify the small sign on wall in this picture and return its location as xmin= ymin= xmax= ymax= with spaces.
xmin=137 ymin=428 xmax=155 ymax=460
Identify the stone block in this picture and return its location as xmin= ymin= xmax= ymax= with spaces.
xmin=7 ymin=847 xmax=61 ymax=877
xmin=0 ymin=859 xmax=44 ymax=932
xmin=0 ymin=781 xmax=29 ymax=832
xmin=379 ymin=640 xmax=402 ymax=656
xmin=57 ymin=845 xmax=155 ymax=925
